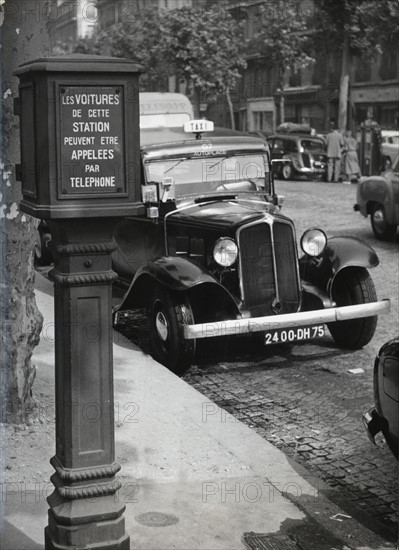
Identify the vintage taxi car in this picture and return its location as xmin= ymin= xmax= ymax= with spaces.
xmin=354 ymin=154 xmax=399 ymax=241
xmin=112 ymin=120 xmax=389 ymax=374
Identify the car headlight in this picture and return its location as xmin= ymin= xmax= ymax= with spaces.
xmin=300 ymin=228 xmax=327 ymax=257
xmin=213 ymin=237 xmax=238 ymax=267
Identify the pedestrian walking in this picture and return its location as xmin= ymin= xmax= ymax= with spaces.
xmin=325 ymin=125 xmax=345 ymax=182
xmin=343 ymin=130 xmax=361 ymax=182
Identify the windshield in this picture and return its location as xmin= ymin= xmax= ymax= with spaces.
xmin=300 ymin=139 xmax=325 ymax=152
xmin=145 ymin=153 xmax=271 ymax=198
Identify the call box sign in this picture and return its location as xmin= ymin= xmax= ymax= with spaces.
xmin=58 ymin=85 xmax=126 ymax=197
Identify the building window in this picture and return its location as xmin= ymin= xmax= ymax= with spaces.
xmin=354 ymin=57 xmax=372 ymax=83
xmin=289 ymin=70 xmax=301 ymax=87
xmin=379 ymin=50 xmax=399 ymax=81
xmin=253 ymin=111 xmax=273 ymax=133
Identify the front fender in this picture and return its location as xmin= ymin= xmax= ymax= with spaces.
xmin=357 ymin=175 xmax=397 ymax=223
xmin=116 ymin=256 xmax=240 ymax=317
xmin=299 ymin=236 xmax=379 ymax=295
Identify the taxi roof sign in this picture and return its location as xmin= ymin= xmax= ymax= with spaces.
xmin=184 ymin=119 xmax=214 ymax=134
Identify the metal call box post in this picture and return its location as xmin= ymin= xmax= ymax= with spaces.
xmin=15 ymin=55 xmax=143 ymax=549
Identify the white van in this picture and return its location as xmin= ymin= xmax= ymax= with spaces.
xmin=139 ymin=92 xmax=194 ymax=129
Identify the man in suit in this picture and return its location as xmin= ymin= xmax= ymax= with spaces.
xmin=326 ymin=125 xmax=345 ymax=182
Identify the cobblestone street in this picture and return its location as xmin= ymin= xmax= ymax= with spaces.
xmin=116 ymin=179 xmax=399 ymax=544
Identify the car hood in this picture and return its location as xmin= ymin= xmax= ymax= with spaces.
xmin=166 ymin=197 xmax=281 ymax=231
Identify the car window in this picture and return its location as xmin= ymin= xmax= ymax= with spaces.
xmin=273 ymin=139 xmax=284 ymax=150
xmin=283 ymin=140 xmax=298 ymax=153
xmin=145 ymin=153 xmax=271 ymax=196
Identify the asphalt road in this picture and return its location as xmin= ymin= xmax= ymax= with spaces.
xmin=115 ymin=179 xmax=398 ymax=543
xmin=183 ymin=179 xmax=399 ymax=543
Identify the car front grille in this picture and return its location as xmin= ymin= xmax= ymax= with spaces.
xmin=238 ymin=220 xmax=300 ymax=316
xmin=302 ymin=153 xmax=311 ymax=168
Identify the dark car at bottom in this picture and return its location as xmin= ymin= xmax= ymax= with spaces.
xmin=111 ymin=121 xmax=389 ymax=374
xmin=363 ymin=338 xmax=399 ymax=459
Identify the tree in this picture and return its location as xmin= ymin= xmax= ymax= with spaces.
xmin=159 ymin=5 xmax=247 ymax=128
xmin=71 ymin=4 xmax=247 ymax=128
xmin=316 ymin=0 xmax=399 ymax=131
xmin=249 ymin=1 xmax=315 ymax=124
xmin=71 ymin=6 xmax=170 ymax=91
xmin=1 ymin=0 xmax=47 ymax=422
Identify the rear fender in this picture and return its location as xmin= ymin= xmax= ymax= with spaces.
xmin=299 ymin=236 xmax=379 ymax=297
xmin=116 ymin=256 xmax=240 ymax=320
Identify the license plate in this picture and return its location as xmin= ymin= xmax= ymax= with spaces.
xmin=264 ymin=325 xmax=325 ymax=345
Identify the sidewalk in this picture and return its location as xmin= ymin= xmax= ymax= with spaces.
xmin=1 ymin=272 xmax=395 ymax=550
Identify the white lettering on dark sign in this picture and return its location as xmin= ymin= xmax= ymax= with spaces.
xmin=59 ymin=86 xmax=125 ymax=195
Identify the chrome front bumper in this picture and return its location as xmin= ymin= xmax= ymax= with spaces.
xmin=183 ymin=300 xmax=390 ymax=340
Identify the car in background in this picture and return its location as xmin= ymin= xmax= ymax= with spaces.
xmin=111 ymin=120 xmax=389 ymax=374
xmin=363 ymin=337 xmax=399 ymax=459
xmin=381 ymin=130 xmax=399 ymax=166
xmin=354 ymin=154 xmax=399 ymax=241
xmin=269 ymin=133 xmax=327 ymax=180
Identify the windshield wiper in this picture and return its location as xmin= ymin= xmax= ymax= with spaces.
xmin=206 ymin=153 xmax=235 ymax=171
xmin=163 ymin=157 xmax=189 ymax=174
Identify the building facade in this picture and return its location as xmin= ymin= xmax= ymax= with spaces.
xmin=48 ymin=0 xmax=98 ymax=47
xmin=95 ymin=0 xmax=193 ymax=30
xmin=48 ymin=0 xmax=398 ymax=132
xmin=208 ymin=0 xmax=398 ymax=133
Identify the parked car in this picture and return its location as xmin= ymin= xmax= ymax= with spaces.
xmin=354 ymin=154 xmax=399 ymax=241
xmin=268 ymin=133 xmax=327 ymax=180
xmin=363 ymin=337 xmax=399 ymax=459
xmin=381 ymin=130 xmax=399 ymax=166
xmin=111 ymin=120 xmax=389 ymax=374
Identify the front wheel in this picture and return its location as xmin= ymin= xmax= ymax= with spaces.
xmin=281 ymin=161 xmax=293 ymax=180
xmin=328 ymin=268 xmax=377 ymax=349
xmin=371 ymin=203 xmax=397 ymax=241
xmin=148 ymin=285 xmax=195 ymax=375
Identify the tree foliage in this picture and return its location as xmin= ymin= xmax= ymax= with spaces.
xmin=316 ymin=0 xmax=399 ymax=57
xmin=69 ymin=3 xmax=247 ymax=108
xmin=71 ymin=6 xmax=170 ymax=90
xmin=315 ymin=0 xmax=399 ymax=130
xmin=248 ymin=0 xmax=315 ymax=123
xmin=159 ymin=5 xmax=247 ymax=104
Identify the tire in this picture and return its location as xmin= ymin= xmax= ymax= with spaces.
xmin=148 ymin=285 xmax=195 ymax=375
xmin=371 ymin=203 xmax=397 ymax=241
xmin=281 ymin=161 xmax=293 ymax=180
xmin=328 ymin=268 xmax=377 ymax=350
